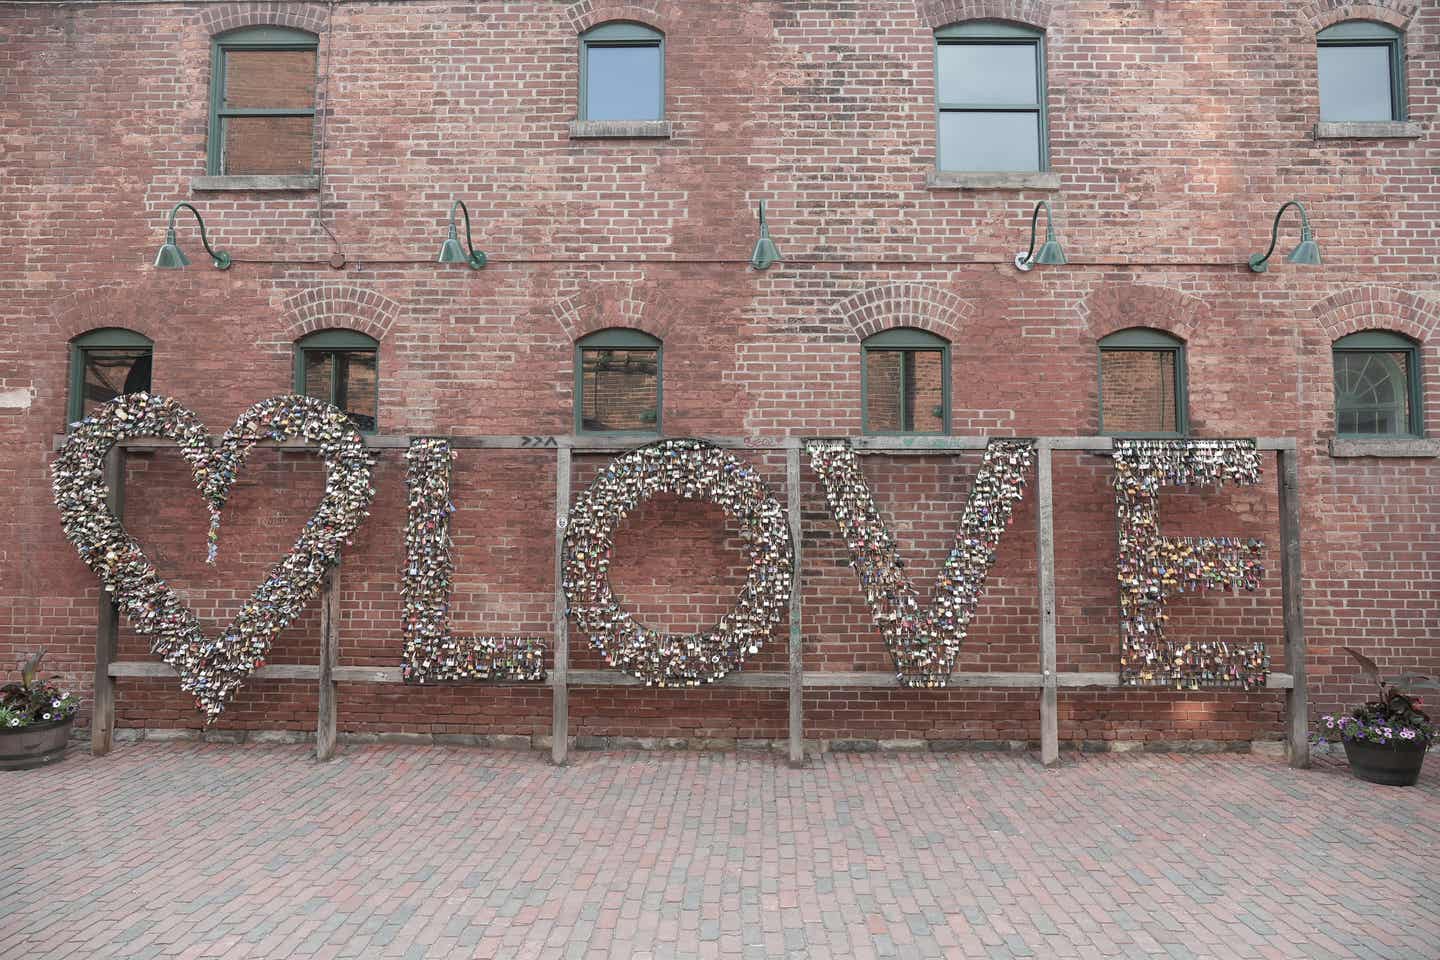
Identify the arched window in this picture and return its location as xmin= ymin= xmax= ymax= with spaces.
xmin=294 ymin=330 xmax=379 ymax=432
xmin=575 ymin=329 xmax=661 ymax=434
xmin=579 ymin=21 xmax=665 ymax=122
xmin=1098 ymin=328 xmax=1187 ymax=436
xmin=862 ymin=328 xmax=949 ymax=435
xmin=68 ymin=328 xmax=153 ymax=425
xmin=209 ymin=27 xmax=319 ymax=176
xmin=1333 ymin=331 xmax=1420 ymax=437
xmin=1318 ymin=21 xmax=1405 ymax=122
xmin=934 ymin=21 xmax=1047 ymax=172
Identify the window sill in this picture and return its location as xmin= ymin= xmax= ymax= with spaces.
xmin=568 ymin=120 xmax=672 ymax=139
xmin=1329 ymin=437 xmax=1438 ymax=458
xmin=191 ymin=175 xmax=321 ymax=192
xmin=926 ymin=170 xmax=1060 ymax=191
xmin=1314 ymin=121 xmax=1423 ymax=140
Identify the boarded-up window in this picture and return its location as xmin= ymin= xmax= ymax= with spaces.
xmin=1099 ymin=329 xmax=1186 ymax=436
xmin=210 ymin=29 xmax=317 ymax=176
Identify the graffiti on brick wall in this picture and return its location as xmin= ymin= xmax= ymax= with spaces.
xmin=806 ymin=439 xmax=1036 ymax=686
xmin=401 ymin=438 xmax=546 ymax=682
xmin=51 ymin=394 xmax=375 ymax=719
xmin=562 ymin=439 xmax=793 ymax=685
xmin=1113 ymin=439 xmax=1268 ymax=689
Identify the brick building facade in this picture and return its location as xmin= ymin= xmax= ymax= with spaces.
xmin=2 ymin=0 xmax=1436 ymax=752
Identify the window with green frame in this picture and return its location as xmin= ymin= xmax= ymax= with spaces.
xmin=580 ymin=21 xmax=664 ymax=121
xmin=575 ymin=329 xmax=661 ymax=434
xmin=294 ymin=330 xmax=379 ymax=432
xmin=68 ymin=328 xmax=153 ymax=426
xmin=862 ymin=329 xmax=949 ymax=435
xmin=208 ymin=27 xmax=319 ymax=176
xmin=1098 ymin=328 xmax=1187 ymax=437
xmin=935 ymin=20 xmax=1047 ymax=172
xmin=1333 ymin=331 xmax=1421 ymax=437
xmin=1318 ymin=21 xmax=1406 ymax=122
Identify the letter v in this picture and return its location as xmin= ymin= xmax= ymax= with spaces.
xmin=805 ymin=439 xmax=1035 ymax=686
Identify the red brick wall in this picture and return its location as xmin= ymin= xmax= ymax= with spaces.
xmin=2 ymin=0 xmax=1436 ymax=747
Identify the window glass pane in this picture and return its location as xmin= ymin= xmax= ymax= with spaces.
xmin=1101 ymin=350 xmax=1179 ymax=434
xmin=865 ymin=350 xmax=903 ymax=432
xmin=585 ymin=44 xmax=662 ymax=120
xmin=907 ymin=352 xmax=945 ymax=432
xmin=303 ymin=352 xmax=334 ymax=402
xmin=1318 ymin=45 xmax=1393 ymax=121
xmin=340 ymin=352 xmax=378 ymax=432
xmin=580 ymin=348 xmax=658 ymax=431
xmin=938 ymin=111 xmax=1040 ymax=171
xmin=223 ymin=49 xmax=316 ymax=110
xmin=864 ymin=350 xmax=945 ymax=433
xmin=937 ymin=42 xmax=1037 ymax=105
xmin=1334 ymin=350 xmax=1410 ymax=436
xmin=81 ymin=349 xmax=151 ymax=416
xmin=222 ymin=115 xmax=313 ymax=175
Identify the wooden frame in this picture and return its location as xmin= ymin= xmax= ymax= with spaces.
xmin=85 ymin=433 xmax=1307 ymax=770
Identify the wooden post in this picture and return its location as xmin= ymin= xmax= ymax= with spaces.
xmin=551 ymin=446 xmax=571 ymax=766
xmin=1279 ymin=447 xmax=1309 ymax=768
xmin=92 ymin=446 xmax=124 ymax=757
xmin=786 ymin=447 xmax=804 ymax=767
xmin=316 ymin=563 xmax=340 ymax=761
xmin=1035 ymin=440 xmax=1059 ymax=766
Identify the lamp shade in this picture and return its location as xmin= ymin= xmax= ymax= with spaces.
xmin=437 ymin=233 xmax=469 ymax=265
xmin=1032 ymin=236 xmax=1067 ymax=266
xmin=1286 ymin=236 xmax=1322 ymax=266
xmin=751 ymin=234 xmax=780 ymax=271
xmin=153 ymin=230 xmax=190 ymax=269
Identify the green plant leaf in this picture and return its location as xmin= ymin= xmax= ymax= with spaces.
xmin=1342 ymin=646 xmax=1382 ymax=689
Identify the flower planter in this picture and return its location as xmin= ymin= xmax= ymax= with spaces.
xmin=1342 ymin=737 xmax=1428 ymax=786
xmin=0 ymin=716 xmax=74 ymax=770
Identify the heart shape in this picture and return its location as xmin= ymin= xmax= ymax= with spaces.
xmin=52 ymin=394 xmax=375 ymax=719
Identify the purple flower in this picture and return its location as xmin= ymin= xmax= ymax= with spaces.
xmin=1400 ymin=728 xmax=1417 ymax=740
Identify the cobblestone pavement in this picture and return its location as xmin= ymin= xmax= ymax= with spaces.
xmin=3 ymin=743 xmax=1436 ymax=960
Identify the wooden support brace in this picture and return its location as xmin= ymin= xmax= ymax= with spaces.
xmin=1279 ymin=448 xmax=1309 ymax=768
xmin=786 ymin=447 xmax=804 ymax=768
xmin=316 ymin=563 xmax=340 ymax=761
xmin=1035 ymin=440 xmax=1060 ymax=766
xmin=92 ymin=446 xmax=124 ymax=757
xmin=551 ymin=447 xmax=572 ymax=766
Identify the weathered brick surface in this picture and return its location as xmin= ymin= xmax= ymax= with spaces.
xmin=1 ymin=0 xmax=1435 ymax=744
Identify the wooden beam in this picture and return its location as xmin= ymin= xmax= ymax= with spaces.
xmin=92 ymin=446 xmax=124 ymax=757
xmin=551 ymin=446 xmax=571 ymax=766
xmin=1035 ymin=440 xmax=1060 ymax=767
xmin=316 ymin=564 xmax=340 ymax=761
xmin=1279 ymin=448 xmax=1310 ymax=768
xmin=786 ymin=447 xmax=804 ymax=767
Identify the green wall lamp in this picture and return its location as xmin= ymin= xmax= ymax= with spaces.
xmin=1014 ymin=200 xmax=1067 ymax=272
xmin=750 ymin=201 xmax=781 ymax=270
xmin=1248 ymin=200 xmax=1321 ymax=273
xmin=437 ymin=199 xmax=487 ymax=269
xmin=153 ymin=202 xmax=231 ymax=270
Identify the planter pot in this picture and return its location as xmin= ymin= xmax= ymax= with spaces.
xmin=1342 ymin=737 xmax=1428 ymax=786
xmin=0 ymin=716 xmax=74 ymax=771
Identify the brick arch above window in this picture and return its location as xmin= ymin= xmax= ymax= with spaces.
xmin=53 ymin=284 xmax=164 ymax=344
xmin=832 ymin=283 xmax=974 ymax=343
xmin=1299 ymin=0 xmax=1417 ymax=32
xmin=916 ymin=0 xmax=1052 ymax=30
xmin=1314 ymin=285 xmax=1440 ymax=344
xmin=198 ymin=3 xmax=328 ymax=37
xmin=564 ymin=1 xmax=677 ymax=36
xmin=551 ymin=282 xmax=676 ymax=342
xmin=275 ymin=285 xmax=399 ymax=344
xmin=1079 ymin=281 xmax=1205 ymax=344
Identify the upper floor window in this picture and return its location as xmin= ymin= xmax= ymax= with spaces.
xmin=935 ymin=21 xmax=1047 ymax=172
xmin=1098 ymin=328 xmax=1187 ymax=437
xmin=1318 ymin=21 xmax=1405 ymax=122
xmin=68 ymin=329 xmax=153 ymax=425
xmin=575 ymin=329 xmax=661 ymax=434
xmin=580 ymin=22 xmax=664 ymax=122
xmin=295 ymin=330 xmax=378 ymax=432
xmin=862 ymin=329 xmax=949 ymax=435
xmin=1333 ymin=331 xmax=1421 ymax=437
xmin=209 ymin=27 xmax=319 ymax=176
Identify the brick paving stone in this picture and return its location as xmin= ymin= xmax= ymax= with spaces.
xmin=2 ymin=745 xmax=1438 ymax=958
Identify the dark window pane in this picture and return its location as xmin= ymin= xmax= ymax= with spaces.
xmin=303 ymin=352 xmax=334 ymax=401
xmin=1101 ymin=350 xmax=1178 ymax=433
xmin=865 ymin=350 xmax=903 ymax=432
xmin=938 ymin=111 xmax=1040 ymax=171
xmin=340 ymin=352 xmax=378 ymax=432
xmin=865 ymin=350 xmax=945 ymax=433
xmin=585 ymin=44 xmax=662 ymax=120
xmin=223 ymin=49 xmax=316 ymax=110
xmin=1334 ymin=350 xmax=1410 ymax=436
xmin=222 ymin=115 xmax=313 ymax=175
xmin=1318 ymin=45 xmax=1393 ymax=121
xmin=580 ymin=348 xmax=658 ymax=431
xmin=937 ymin=42 xmax=1037 ymax=105
xmin=81 ymin=349 xmax=151 ymax=416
